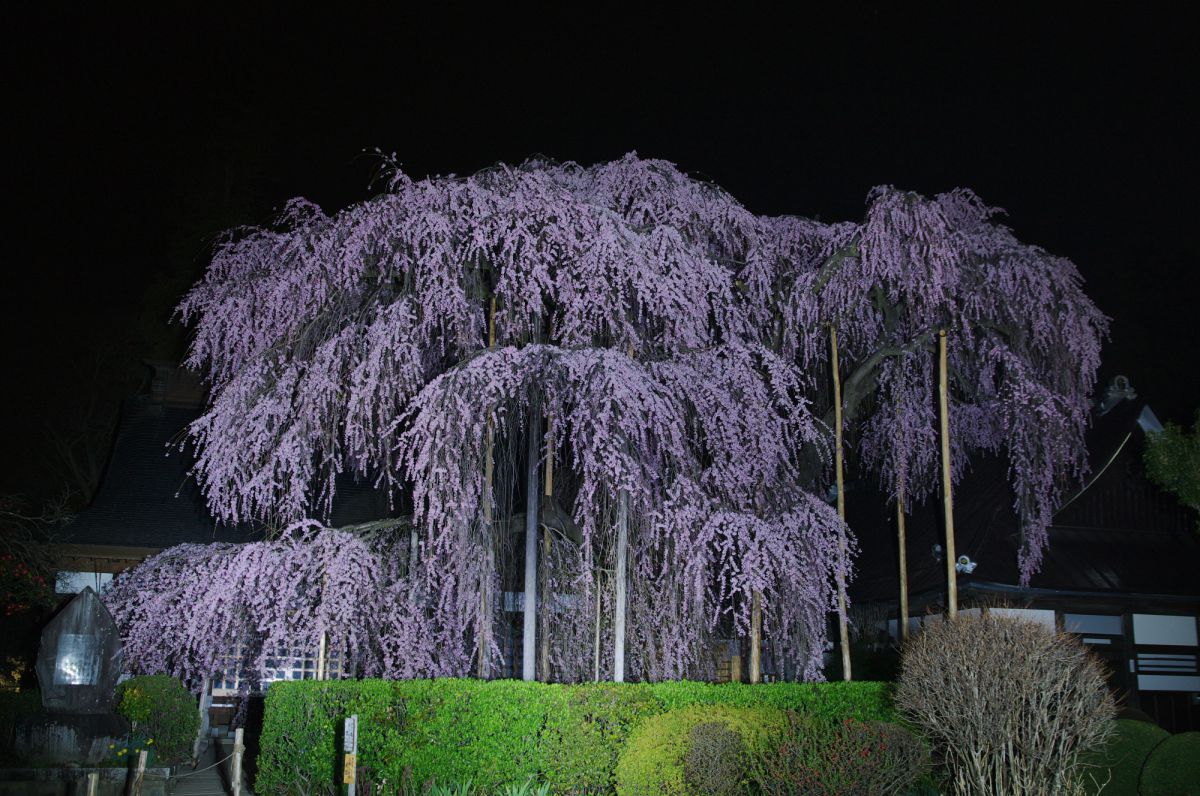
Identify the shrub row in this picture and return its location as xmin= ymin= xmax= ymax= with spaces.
xmin=1082 ymin=718 xmax=1200 ymax=796
xmin=257 ymin=678 xmax=894 ymax=794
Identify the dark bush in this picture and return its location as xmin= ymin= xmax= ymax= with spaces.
xmin=750 ymin=712 xmax=928 ymax=796
xmin=684 ymin=721 xmax=748 ymax=796
xmin=114 ymin=675 xmax=200 ymax=764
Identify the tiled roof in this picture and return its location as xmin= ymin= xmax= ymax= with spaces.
xmin=847 ymin=400 xmax=1200 ymax=603
xmin=61 ymin=398 xmax=393 ymax=549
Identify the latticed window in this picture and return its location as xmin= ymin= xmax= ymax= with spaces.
xmin=211 ymin=640 xmax=346 ymax=696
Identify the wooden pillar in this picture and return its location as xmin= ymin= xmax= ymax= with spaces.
xmin=830 ymin=325 xmax=852 ymax=680
xmin=938 ymin=328 xmax=958 ymax=618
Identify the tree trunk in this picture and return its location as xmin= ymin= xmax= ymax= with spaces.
xmin=938 ymin=328 xmax=958 ymax=618
xmin=830 ymin=325 xmax=853 ymax=681
xmin=521 ymin=399 xmax=542 ymax=681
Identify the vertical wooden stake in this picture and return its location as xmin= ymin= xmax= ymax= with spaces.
xmin=86 ymin=771 xmax=98 ymax=796
xmin=193 ymin=675 xmax=211 ymax=767
xmin=730 ymin=654 xmax=743 ymax=683
xmin=231 ymin=727 xmax=244 ymax=796
xmin=897 ymin=491 xmax=910 ymax=642
xmin=749 ymin=591 xmax=762 ymax=683
xmin=316 ymin=631 xmax=327 ymax=681
xmin=938 ymin=328 xmax=958 ymax=618
xmin=132 ymin=749 xmax=148 ymax=796
xmin=830 ymin=326 xmax=853 ymax=681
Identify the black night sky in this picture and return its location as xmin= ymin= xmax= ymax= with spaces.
xmin=3 ymin=6 xmax=1197 ymax=504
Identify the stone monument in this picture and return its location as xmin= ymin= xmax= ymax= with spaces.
xmin=13 ymin=587 xmax=130 ymax=765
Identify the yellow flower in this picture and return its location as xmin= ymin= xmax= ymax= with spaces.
xmin=118 ymin=749 xmax=126 ymax=756
xmin=109 ymin=744 xmax=115 ymax=749
xmin=146 ymin=739 xmax=154 ymax=745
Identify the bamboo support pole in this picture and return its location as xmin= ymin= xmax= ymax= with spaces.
xmin=938 ymin=328 xmax=958 ymax=618
xmin=86 ymin=771 xmax=98 ymax=796
xmin=830 ymin=326 xmax=853 ymax=680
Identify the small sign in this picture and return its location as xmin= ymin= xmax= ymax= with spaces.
xmin=343 ymin=753 xmax=356 ymax=784
xmin=343 ymin=715 xmax=358 ymax=751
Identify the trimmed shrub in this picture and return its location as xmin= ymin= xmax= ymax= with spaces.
xmin=615 ymin=704 xmax=784 ymax=795
xmin=1115 ymin=706 xmax=1157 ymax=725
xmin=895 ymin=612 xmax=1116 ymax=796
xmin=1139 ymin=731 xmax=1200 ymax=796
xmin=257 ymin=678 xmax=894 ymax=795
xmin=684 ymin=722 xmax=747 ymax=796
xmin=1079 ymin=718 xmax=1168 ymax=796
xmin=749 ymin=713 xmax=929 ymax=796
xmin=114 ymin=675 xmax=200 ymax=764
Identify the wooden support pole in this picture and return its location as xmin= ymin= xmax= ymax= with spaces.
xmin=612 ymin=491 xmax=629 ymax=682
xmin=316 ymin=631 xmax=327 ymax=681
xmin=830 ymin=325 xmax=853 ymax=681
xmin=231 ymin=727 xmax=244 ymax=796
xmin=938 ymin=328 xmax=958 ymax=618
xmin=592 ymin=569 xmax=603 ymax=682
xmin=749 ymin=590 xmax=762 ymax=683
xmin=539 ymin=415 xmax=555 ymax=681
xmin=478 ymin=297 xmax=498 ymax=679
xmin=86 ymin=771 xmax=98 ymax=796
xmin=521 ymin=398 xmax=542 ymax=681
xmin=897 ymin=491 xmax=910 ymax=642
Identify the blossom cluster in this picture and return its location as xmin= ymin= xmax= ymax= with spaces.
xmin=108 ymin=154 xmax=1105 ymax=685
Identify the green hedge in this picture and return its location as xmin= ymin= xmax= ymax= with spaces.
xmin=615 ymin=705 xmax=784 ymax=795
xmin=1080 ymin=718 xmax=1169 ymax=796
xmin=1139 ymin=731 xmax=1200 ymax=796
xmin=258 ymin=679 xmax=894 ymax=794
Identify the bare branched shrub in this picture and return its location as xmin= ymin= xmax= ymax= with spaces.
xmin=896 ymin=612 xmax=1116 ymax=796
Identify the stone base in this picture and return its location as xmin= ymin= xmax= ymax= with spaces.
xmin=11 ymin=713 xmax=130 ymax=766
